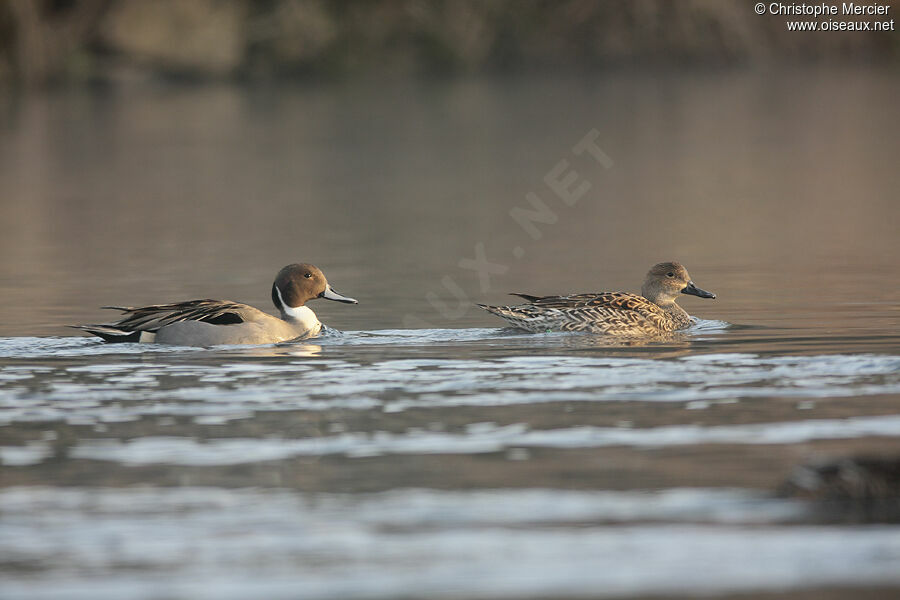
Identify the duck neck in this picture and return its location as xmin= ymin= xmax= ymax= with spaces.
xmin=273 ymin=284 xmax=321 ymax=332
xmin=643 ymin=292 xmax=692 ymax=328
xmin=661 ymin=301 xmax=691 ymax=327
xmin=280 ymin=304 xmax=321 ymax=331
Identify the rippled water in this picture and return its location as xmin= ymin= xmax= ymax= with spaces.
xmin=3 ymin=323 xmax=900 ymax=599
xmin=2 ymin=69 xmax=900 ymax=599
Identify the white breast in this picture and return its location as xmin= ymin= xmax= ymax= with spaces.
xmin=282 ymin=304 xmax=321 ymax=334
xmin=274 ymin=286 xmax=322 ymax=336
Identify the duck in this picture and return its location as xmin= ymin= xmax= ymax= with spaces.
xmin=72 ymin=263 xmax=357 ymax=346
xmin=477 ymin=261 xmax=715 ymax=335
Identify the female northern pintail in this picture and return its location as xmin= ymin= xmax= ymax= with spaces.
xmin=477 ymin=261 xmax=715 ymax=335
xmin=73 ymin=263 xmax=357 ymax=346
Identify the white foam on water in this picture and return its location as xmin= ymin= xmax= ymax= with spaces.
xmin=55 ymin=413 xmax=900 ymax=466
xmin=0 ymin=486 xmax=897 ymax=600
xmin=0 ymin=443 xmax=52 ymax=466
xmin=1 ymin=350 xmax=898 ymax=426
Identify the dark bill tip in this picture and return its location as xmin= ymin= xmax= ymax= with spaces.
xmin=681 ymin=281 xmax=716 ymax=299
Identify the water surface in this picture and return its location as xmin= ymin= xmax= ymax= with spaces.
xmin=1 ymin=68 xmax=899 ymax=599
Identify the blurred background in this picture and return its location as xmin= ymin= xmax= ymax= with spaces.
xmin=1 ymin=0 xmax=897 ymax=85
xmin=3 ymin=4 xmax=900 ymax=599
xmin=0 ymin=0 xmax=897 ymax=335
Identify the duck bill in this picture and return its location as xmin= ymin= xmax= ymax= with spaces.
xmin=319 ymin=285 xmax=358 ymax=304
xmin=681 ymin=281 xmax=716 ymax=299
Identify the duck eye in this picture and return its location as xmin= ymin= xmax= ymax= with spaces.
xmin=666 ymin=272 xmax=675 ymax=278
xmin=304 ymin=273 xmax=312 ymax=279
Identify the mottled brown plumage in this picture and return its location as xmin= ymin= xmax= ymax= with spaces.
xmin=477 ymin=261 xmax=715 ymax=336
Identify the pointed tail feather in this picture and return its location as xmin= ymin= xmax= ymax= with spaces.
xmin=475 ymin=303 xmax=544 ymax=332
xmin=509 ymin=293 xmax=542 ymax=302
xmin=69 ymin=324 xmax=141 ymax=343
xmin=476 ymin=303 xmax=529 ymax=321
xmin=475 ymin=303 xmax=507 ymax=317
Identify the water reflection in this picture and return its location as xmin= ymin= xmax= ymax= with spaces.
xmin=0 ymin=69 xmax=898 ymax=336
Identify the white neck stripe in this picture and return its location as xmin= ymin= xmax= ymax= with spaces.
xmin=275 ymin=285 xmax=320 ymax=328
xmin=274 ymin=284 xmax=290 ymax=311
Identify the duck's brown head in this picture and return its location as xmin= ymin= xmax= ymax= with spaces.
xmin=641 ymin=261 xmax=716 ymax=304
xmin=271 ymin=263 xmax=357 ymax=318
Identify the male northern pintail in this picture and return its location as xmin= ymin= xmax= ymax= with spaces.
xmin=477 ymin=261 xmax=715 ymax=335
xmin=73 ymin=263 xmax=357 ymax=346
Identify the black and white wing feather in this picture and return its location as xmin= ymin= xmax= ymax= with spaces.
xmin=72 ymin=299 xmax=251 ymax=342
